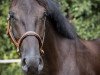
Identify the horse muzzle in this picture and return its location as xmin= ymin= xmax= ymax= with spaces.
xmin=21 ymin=56 xmax=44 ymax=74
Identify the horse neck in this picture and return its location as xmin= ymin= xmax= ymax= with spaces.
xmin=43 ymin=22 xmax=81 ymax=75
xmin=43 ymin=22 xmax=100 ymax=75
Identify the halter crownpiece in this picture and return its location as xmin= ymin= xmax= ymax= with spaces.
xmin=6 ymin=17 xmax=44 ymax=56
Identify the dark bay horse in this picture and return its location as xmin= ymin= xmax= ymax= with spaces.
xmin=7 ymin=0 xmax=100 ymax=75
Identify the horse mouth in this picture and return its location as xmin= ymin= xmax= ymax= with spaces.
xmin=22 ymin=67 xmax=41 ymax=75
xmin=22 ymin=61 xmax=43 ymax=75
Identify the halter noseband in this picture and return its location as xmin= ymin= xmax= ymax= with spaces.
xmin=6 ymin=20 xmax=44 ymax=56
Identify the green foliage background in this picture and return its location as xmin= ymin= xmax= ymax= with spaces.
xmin=56 ymin=0 xmax=100 ymax=40
xmin=0 ymin=0 xmax=100 ymax=75
xmin=0 ymin=0 xmax=22 ymax=75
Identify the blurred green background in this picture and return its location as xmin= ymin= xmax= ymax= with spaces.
xmin=0 ymin=0 xmax=100 ymax=75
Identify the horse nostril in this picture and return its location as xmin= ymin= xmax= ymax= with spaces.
xmin=22 ymin=58 xmax=28 ymax=72
xmin=38 ymin=57 xmax=44 ymax=72
xmin=39 ymin=57 xmax=43 ymax=65
xmin=22 ymin=58 xmax=27 ymax=66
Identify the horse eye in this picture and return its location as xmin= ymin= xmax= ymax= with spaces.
xmin=7 ymin=11 xmax=16 ymax=21
xmin=44 ymin=12 xmax=47 ymax=16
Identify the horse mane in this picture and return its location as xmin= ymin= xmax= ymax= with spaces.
xmin=11 ymin=0 xmax=78 ymax=39
xmin=37 ymin=0 xmax=78 ymax=39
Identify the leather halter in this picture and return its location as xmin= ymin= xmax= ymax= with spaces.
xmin=6 ymin=18 xmax=45 ymax=55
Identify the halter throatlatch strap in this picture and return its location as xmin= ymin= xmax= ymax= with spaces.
xmin=6 ymin=21 xmax=44 ymax=55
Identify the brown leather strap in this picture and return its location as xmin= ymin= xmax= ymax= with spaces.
xmin=6 ymin=21 xmax=44 ymax=55
xmin=18 ymin=31 xmax=43 ymax=49
xmin=7 ymin=21 xmax=19 ymax=47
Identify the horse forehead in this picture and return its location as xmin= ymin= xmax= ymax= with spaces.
xmin=10 ymin=0 xmax=45 ymax=15
xmin=10 ymin=6 xmax=45 ymax=22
